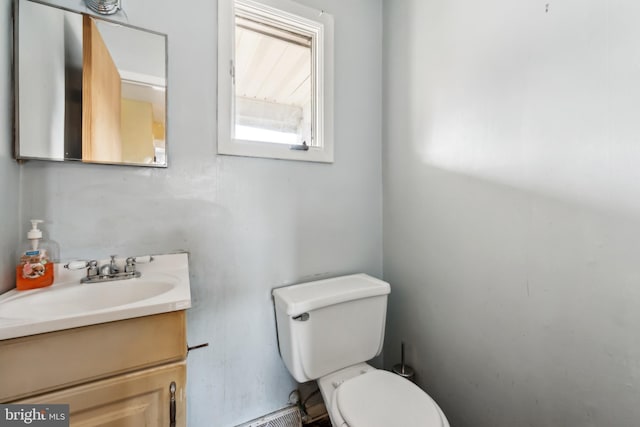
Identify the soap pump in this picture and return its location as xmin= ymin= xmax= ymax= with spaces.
xmin=16 ymin=220 xmax=58 ymax=290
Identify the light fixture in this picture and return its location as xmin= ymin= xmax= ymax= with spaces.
xmin=85 ymin=0 xmax=121 ymax=15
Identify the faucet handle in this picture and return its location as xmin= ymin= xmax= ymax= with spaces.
xmin=132 ymin=255 xmax=154 ymax=264
xmin=64 ymin=260 xmax=89 ymax=270
xmin=124 ymin=255 xmax=153 ymax=273
xmin=125 ymin=257 xmax=136 ymax=273
xmin=87 ymin=260 xmax=99 ymax=277
xmin=65 ymin=259 xmax=99 ymax=281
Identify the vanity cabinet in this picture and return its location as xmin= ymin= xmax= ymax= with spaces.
xmin=15 ymin=362 xmax=185 ymax=426
xmin=0 ymin=311 xmax=187 ymax=426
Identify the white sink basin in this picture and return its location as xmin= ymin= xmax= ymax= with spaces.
xmin=0 ymin=274 xmax=176 ymax=319
xmin=0 ymin=253 xmax=191 ymax=340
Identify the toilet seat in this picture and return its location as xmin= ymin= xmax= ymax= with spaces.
xmin=335 ymin=370 xmax=444 ymax=427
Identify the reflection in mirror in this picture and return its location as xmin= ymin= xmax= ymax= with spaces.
xmin=15 ymin=0 xmax=167 ymax=167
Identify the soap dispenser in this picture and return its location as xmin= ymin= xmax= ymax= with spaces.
xmin=16 ymin=220 xmax=58 ymax=290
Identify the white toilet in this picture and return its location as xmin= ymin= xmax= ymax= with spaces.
xmin=273 ymin=273 xmax=449 ymax=427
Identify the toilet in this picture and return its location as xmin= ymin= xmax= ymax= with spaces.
xmin=273 ymin=274 xmax=449 ymax=427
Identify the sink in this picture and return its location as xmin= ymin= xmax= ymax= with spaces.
xmin=0 ymin=253 xmax=191 ymax=340
xmin=0 ymin=274 xmax=176 ymax=319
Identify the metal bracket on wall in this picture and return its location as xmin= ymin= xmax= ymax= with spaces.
xmin=187 ymin=343 xmax=209 ymax=355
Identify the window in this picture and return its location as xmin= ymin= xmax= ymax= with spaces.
xmin=218 ymin=0 xmax=334 ymax=162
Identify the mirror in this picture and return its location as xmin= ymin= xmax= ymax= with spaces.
xmin=15 ymin=0 xmax=167 ymax=167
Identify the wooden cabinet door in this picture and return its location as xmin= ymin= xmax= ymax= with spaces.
xmin=17 ymin=361 xmax=186 ymax=427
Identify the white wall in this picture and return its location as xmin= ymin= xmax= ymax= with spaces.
xmin=13 ymin=0 xmax=382 ymax=426
xmin=383 ymin=1 xmax=640 ymax=426
xmin=0 ymin=0 xmax=20 ymax=293
xmin=18 ymin=0 xmax=66 ymax=160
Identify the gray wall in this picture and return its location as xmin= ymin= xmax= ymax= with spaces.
xmin=383 ymin=1 xmax=640 ymax=426
xmin=18 ymin=0 xmax=66 ymax=160
xmin=10 ymin=0 xmax=382 ymax=425
xmin=0 ymin=0 xmax=20 ymax=293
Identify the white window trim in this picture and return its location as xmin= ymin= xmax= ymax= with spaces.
xmin=217 ymin=0 xmax=334 ymax=163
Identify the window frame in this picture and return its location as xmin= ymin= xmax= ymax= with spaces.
xmin=217 ymin=0 xmax=334 ymax=163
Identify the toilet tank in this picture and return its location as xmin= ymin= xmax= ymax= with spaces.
xmin=273 ymin=274 xmax=391 ymax=383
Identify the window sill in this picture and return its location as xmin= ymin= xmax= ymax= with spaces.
xmin=217 ymin=138 xmax=334 ymax=163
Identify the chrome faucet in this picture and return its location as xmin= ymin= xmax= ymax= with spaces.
xmin=65 ymin=255 xmax=153 ymax=284
xmin=100 ymin=255 xmax=120 ymax=276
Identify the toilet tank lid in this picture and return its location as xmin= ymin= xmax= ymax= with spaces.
xmin=272 ymin=274 xmax=390 ymax=316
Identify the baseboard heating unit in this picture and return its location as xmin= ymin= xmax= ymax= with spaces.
xmin=236 ymin=406 xmax=302 ymax=427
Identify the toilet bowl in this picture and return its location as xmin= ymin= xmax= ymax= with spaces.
xmin=272 ymin=274 xmax=449 ymax=427
xmin=317 ymin=362 xmax=449 ymax=427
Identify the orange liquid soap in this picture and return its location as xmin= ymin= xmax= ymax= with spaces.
xmin=16 ymin=261 xmax=54 ymax=290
